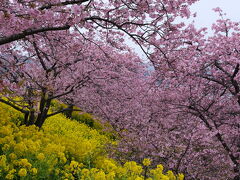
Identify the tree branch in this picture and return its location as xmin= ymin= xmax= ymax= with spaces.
xmin=231 ymin=63 xmax=240 ymax=94
xmin=231 ymin=63 xmax=239 ymax=80
xmin=0 ymin=25 xmax=70 ymax=45
xmin=39 ymin=0 xmax=90 ymax=10
xmin=46 ymin=107 xmax=82 ymax=118
xmin=0 ymin=98 xmax=28 ymax=114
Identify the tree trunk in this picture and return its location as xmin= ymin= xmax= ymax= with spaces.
xmin=24 ymin=112 xmax=29 ymax=125
xmin=64 ymin=104 xmax=74 ymax=118
xmin=24 ymin=110 xmax=36 ymax=126
xmin=34 ymin=98 xmax=51 ymax=128
xmin=28 ymin=110 xmax=35 ymax=125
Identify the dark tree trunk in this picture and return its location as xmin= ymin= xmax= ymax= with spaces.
xmin=24 ymin=110 xmax=36 ymax=126
xmin=34 ymin=98 xmax=51 ymax=128
xmin=28 ymin=110 xmax=35 ymax=125
xmin=24 ymin=112 xmax=29 ymax=125
xmin=65 ymin=104 xmax=74 ymax=118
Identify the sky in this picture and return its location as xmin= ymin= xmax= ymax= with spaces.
xmin=189 ymin=0 xmax=240 ymax=29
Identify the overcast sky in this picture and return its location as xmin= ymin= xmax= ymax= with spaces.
xmin=189 ymin=0 xmax=240 ymax=29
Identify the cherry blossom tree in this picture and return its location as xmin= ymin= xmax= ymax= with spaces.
xmin=0 ymin=27 xmax=146 ymax=128
xmin=143 ymin=9 xmax=240 ymax=179
xmin=76 ymin=8 xmax=240 ymax=180
xmin=3 ymin=1 xmax=239 ymax=179
xmin=0 ymin=0 xmax=197 ymax=45
xmin=0 ymin=0 xmax=199 ymax=127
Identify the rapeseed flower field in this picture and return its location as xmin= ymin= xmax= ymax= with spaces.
xmin=0 ymin=102 xmax=184 ymax=179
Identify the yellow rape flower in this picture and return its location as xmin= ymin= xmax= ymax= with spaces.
xmin=94 ymin=170 xmax=106 ymax=180
xmin=135 ymin=177 xmax=144 ymax=180
xmin=36 ymin=153 xmax=45 ymax=160
xmin=8 ymin=169 xmax=16 ymax=174
xmin=5 ymin=173 xmax=14 ymax=180
xmin=19 ymin=159 xmax=32 ymax=168
xmin=8 ymin=153 xmax=17 ymax=160
xmin=167 ymin=170 xmax=176 ymax=180
xmin=156 ymin=164 xmax=164 ymax=172
xmin=0 ymin=155 xmax=7 ymax=167
xmin=178 ymin=173 xmax=184 ymax=180
xmin=31 ymin=168 xmax=38 ymax=175
xmin=142 ymin=158 xmax=151 ymax=167
xmin=162 ymin=175 xmax=170 ymax=180
xmin=58 ymin=152 xmax=67 ymax=163
xmin=124 ymin=161 xmax=143 ymax=175
xmin=18 ymin=168 xmax=27 ymax=177
xmin=100 ymin=159 xmax=117 ymax=173
xmin=90 ymin=168 xmax=99 ymax=175
xmin=0 ymin=125 xmax=13 ymax=136
xmin=70 ymin=160 xmax=78 ymax=168
xmin=2 ymin=144 xmax=10 ymax=151
xmin=6 ymin=169 xmax=16 ymax=179
xmin=14 ymin=142 xmax=27 ymax=155
xmin=55 ymin=168 xmax=60 ymax=175
xmin=81 ymin=168 xmax=90 ymax=177
xmin=106 ymin=171 xmax=115 ymax=180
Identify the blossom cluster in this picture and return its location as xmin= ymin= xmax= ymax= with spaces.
xmin=0 ymin=102 xmax=184 ymax=179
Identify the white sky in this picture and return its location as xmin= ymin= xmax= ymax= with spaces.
xmin=189 ymin=0 xmax=240 ymax=29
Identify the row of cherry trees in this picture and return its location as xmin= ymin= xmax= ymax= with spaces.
xmin=0 ymin=0 xmax=239 ymax=179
